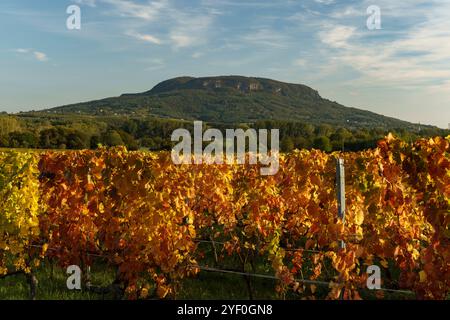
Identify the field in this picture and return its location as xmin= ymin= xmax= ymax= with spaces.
xmin=0 ymin=134 xmax=449 ymax=300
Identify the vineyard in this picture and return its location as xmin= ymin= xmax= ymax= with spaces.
xmin=0 ymin=134 xmax=449 ymax=300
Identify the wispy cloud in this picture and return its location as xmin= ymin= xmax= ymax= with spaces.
xmin=15 ymin=48 xmax=48 ymax=62
xmin=101 ymin=0 xmax=168 ymax=20
xmin=315 ymin=1 xmax=450 ymax=91
xmin=201 ymin=0 xmax=299 ymax=8
xmin=293 ymin=58 xmax=307 ymax=67
xmin=74 ymin=0 xmax=97 ymax=7
xmin=92 ymin=0 xmax=215 ymax=49
xmin=33 ymin=51 xmax=48 ymax=62
xmin=192 ymin=52 xmax=204 ymax=59
xmin=126 ymin=31 xmax=162 ymax=44
xmin=15 ymin=48 xmax=30 ymax=54
xmin=240 ymin=28 xmax=290 ymax=48
xmin=314 ymin=0 xmax=335 ymax=5
xmin=168 ymin=11 xmax=213 ymax=48
xmin=318 ymin=25 xmax=356 ymax=48
xmin=329 ymin=6 xmax=362 ymax=19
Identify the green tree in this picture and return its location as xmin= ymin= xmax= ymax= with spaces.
xmin=9 ymin=132 xmax=38 ymax=148
xmin=313 ymin=136 xmax=332 ymax=152
xmin=90 ymin=135 xmax=102 ymax=149
xmin=104 ymin=130 xmax=124 ymax=146
xmin=330 ymin=128 xmax=352 ymax=151
xmin=315 ymin=124 xmax=333 ymax=137
xmin=280 ymin=137 xmax=295 ymax=152
xmin=294 ymin=136 xmax=310 ymax=149
xmin=118 ymin=130 xmax=138 ymax=150
xmin=66 ymin=131 xmax=89 ymax=149
xmin=39 ymin=128 xmax=66 ymax=149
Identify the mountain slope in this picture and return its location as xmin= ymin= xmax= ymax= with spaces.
xmin=47 ymin=76 xmax=421 ymax=129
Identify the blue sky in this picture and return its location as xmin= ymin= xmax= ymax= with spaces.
xmin=0 ymin=0 xmax=449 ymax=128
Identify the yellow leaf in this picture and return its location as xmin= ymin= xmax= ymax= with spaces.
xmin=355 ymin=211 xmax=364 ymax=226
xmin=140 ymin=288 xmax=149 ymax=299
xmin=419 ymin=271 xmax=427 ymax=282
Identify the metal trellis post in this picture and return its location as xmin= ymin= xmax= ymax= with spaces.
xmin=336 ymin=158 xmax=346 ymax=249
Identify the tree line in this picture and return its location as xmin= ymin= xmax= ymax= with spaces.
xmin=0 ymin=113 xmax=447 ymax=152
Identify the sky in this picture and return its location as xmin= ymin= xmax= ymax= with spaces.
xmin=0 ymin=0 xmax=449 ymax=128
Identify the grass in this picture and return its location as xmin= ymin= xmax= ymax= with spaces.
xmin=0 ymin=258 xmax=418 ymax=300
xmin=0 ymin=261 xmax=281 ymax=300
xmin=0 ymin=242 xmax=419 ymax=300
xmin=0 ymin=261 xmax=115 ymax=300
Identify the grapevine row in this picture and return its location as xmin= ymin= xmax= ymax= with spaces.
xmin=0 ymin=134 xmax=448 ymax=299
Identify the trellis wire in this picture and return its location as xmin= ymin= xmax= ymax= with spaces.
xmin=26 ymin=244 xmax=415 ymax=296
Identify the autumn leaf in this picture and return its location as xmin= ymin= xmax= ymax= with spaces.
xmin=354 ymin=210 xmax=364 ymax=226
xmin=419 ymin=271 xmax=427 ymax=283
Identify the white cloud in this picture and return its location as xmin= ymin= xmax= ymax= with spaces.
xmin=33 ymin=51 xmax=48 ymax=62
xmin=96 ymin=0 xmax=214 ymax=49
xmin=170 ymin=34 xmax=195 ymax=48
xmin=15 ymin=48 xmax=30 ymax=54
xmin=329 ymin=6 xmax=362 ymax=19
xmin=240 ymin=29 xmax=289 ymax=48
xmin=309 ymin=0 xmax=450 ymax=92
xmin=168 ymin=11 xmax=213 ymax=48
xmin=318 ymin=25 xmax=356 ymax=48
xmin=192 ymin=52 xmax=204 ymax=59
xmin=74 ymin=0 xmax=97 ymax=7
xmin=314 ymin=0 xmax=335 ymax=4
xmin=101 ymin=0 xmax=168 ymax=20
xmin=201 ymin=0 xmax=299 ymax=9
xmin=15 ymin=48 xmax=48 ymax=62
xmin=293 ymin=58 xmax=307 ymax=66
xmin=127 ymin=31 xmax=161 ymax=44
